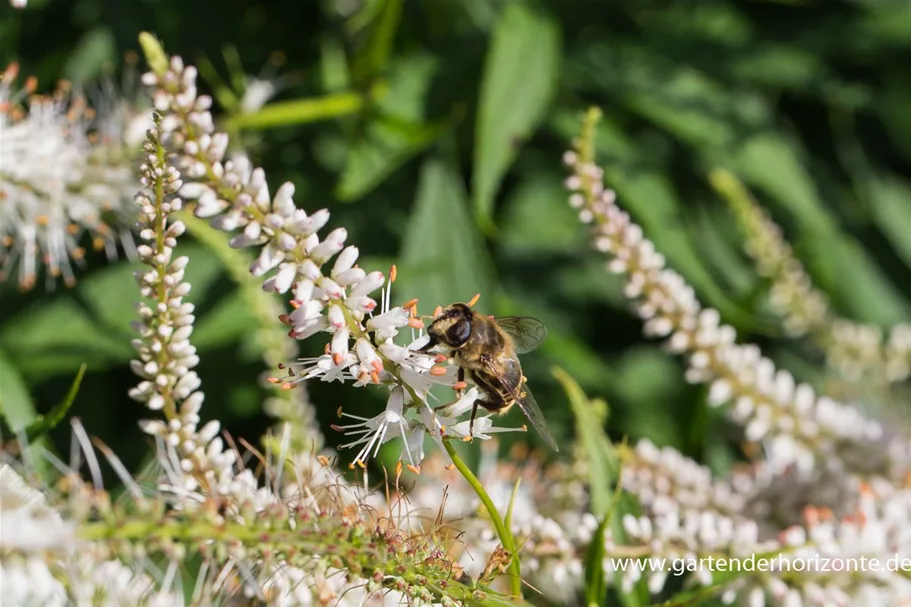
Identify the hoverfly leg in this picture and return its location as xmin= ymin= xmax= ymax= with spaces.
xmin=466 ymin=400 xmax=480 ymax=443
xmin=455 ymin=367 xmax=465 ymax=398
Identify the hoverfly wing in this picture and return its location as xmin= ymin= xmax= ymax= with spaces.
xmin=495 ymin=316 xmax=548 ymax=354
xmin=515 ymin=387 xmax=559 ymax=452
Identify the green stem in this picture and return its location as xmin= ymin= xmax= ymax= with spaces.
xmin=225 ymin=91 xmax=365 ymax=130
xmin=444 ymin=439 xmax=522 ymax=598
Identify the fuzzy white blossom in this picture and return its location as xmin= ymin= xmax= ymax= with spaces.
xmin=0 ymin=63 xmax=151 ymax=290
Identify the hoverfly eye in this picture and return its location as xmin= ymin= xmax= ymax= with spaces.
xmin=446 ymin=319 xmax=471 ymax=346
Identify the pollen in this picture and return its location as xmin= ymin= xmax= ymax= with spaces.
xmin=389 ymin=264 xmax=397 ymax=283
xmin=337 ymin=406 xmax=344 ymax=418
xmin=407 ymin=464 xmax=421 ymax=475
xmin=370 ymin=370 xmax=380 ymax=384
xmin=402 ymin=298 xmax=419 ymax=312
xmin=317 ymin=455 xmax=330 ymax=467
xmin=281 ymin=382 xmax=294 ymax=390
xmin=289 ymin=300 xmax=301 ymax=309
xmin=430 ymin=366 xmax=447 ymax=376
xmin=408 ymin=317 xmax=424 ymax=329
xmin=467 ymin=293 xmax=481 ymax=307
xmin=266 ymin=377 xmax=281 ymax=384
xmin=452 ymin=381 xmax=468 ymax=391
xmin=333 ymin=352 xmax=344 ymax=365
xmin=434 ymin=354 xmax=448 ymax=364
xmin=433 ymin=305 xmax=443 ymax=318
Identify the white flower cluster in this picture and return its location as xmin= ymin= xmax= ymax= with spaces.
xmin=128 ymin=122 xmax=239 ymax=500
xmin=0 ymin=63 xmax=151 ymax=290
xmin=566 ymin=119 xmax=911 ymax=605
xmin=0 ymin=463 xmax=183 ymax=607
xmin=0 ymin=453 xmax=445 ymax=606
xmin=827 ymin=320 xmax=911 ymax=384
xmin=563 ymin=149 xmax=910 ymax=481
xmin=140 ymin=52 xmax=518 ymax=471
xmin=620 ymin=442 xmax=911 ymax=605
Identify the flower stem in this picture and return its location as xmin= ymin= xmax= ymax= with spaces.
xmin=443 ymin=439 xmax=522 ymax=598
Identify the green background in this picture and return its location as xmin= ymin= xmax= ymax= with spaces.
xmin=2 ymin=0 xmax=911 ymax=504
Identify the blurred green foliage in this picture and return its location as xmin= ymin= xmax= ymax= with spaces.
xmin=2 ymin=0 xmax=911 ymax=497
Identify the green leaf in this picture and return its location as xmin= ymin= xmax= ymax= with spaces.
xmin=499 ymin=173 xmax=584 ymax=255
xmin=613 ymin=347 xmax=686 ymax=449
xmin=193 ymin=292 xmax=257 ymax=351
xmin=729 ymin=45 xmax=822 ymax=90
xmin=337 ymin=117 xmax=444 ymax=201
xmin=456 ymin=0 xmax=498 ymax=30
xmin=731 ymin=134 xmax=834 ymax=236
xmin=320 ymin=35 xmax=351 ymax=93
xmin=828 ymin=238 xmax=909 ymax=325
xmin=690 ymin=206 xmax=758 ymax=298
xmin=583 ymin=513 xmax=609 ymax=607
xmin=336 ymin=54 xmax=444 ymax=201
xmin=573 ymin=43 xmax=768 ymax=150
xmin=64 ymin=27 xmax=116 ymax=83
xmin=473 ymin=3 xmax=560 ymax=231
xmin=24 ymin=364 xmax=86 ymax=442
xmin=77 ymin=261 xmax=145 ymax=335
xmin=867 ymin=175 xmax=911 ymax=269
xmin=876 ymin=83 xmax=911 ymax=160
xmin=504 ymin=478 xmax=521 ymax=534
xmin=398 ymin=158 xmax=495 ymax=311
xmin=0 ymin=348 xmax=37 ymax=432
xmin=551 ymin=366 xmax=617 ymax=517
xmin=0 ymin=298 xmax=133 ymax=380
xmin=375 ymin=54 xmax=439 ymax=123
xmin=352 ymin=0 xmax=403 ymax=80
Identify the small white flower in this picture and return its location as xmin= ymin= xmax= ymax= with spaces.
xmin=335 ymin=387 xmax=414 ymax=468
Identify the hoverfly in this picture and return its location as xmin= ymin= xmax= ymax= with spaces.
xmin=419 ymin=302 xmax=557 ymax=451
